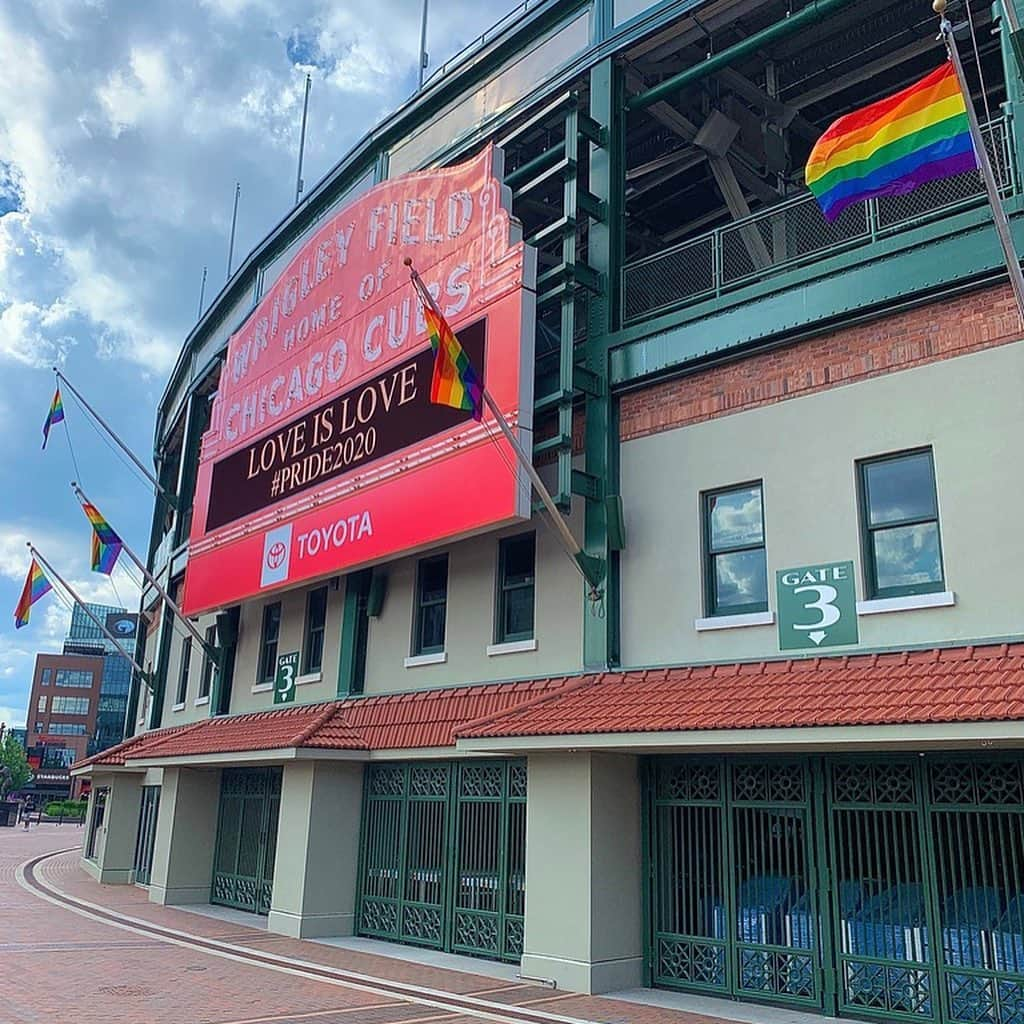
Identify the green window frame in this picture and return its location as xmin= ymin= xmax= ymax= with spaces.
xmin=258 ymin=602 xmax=282 ymax=683
xmin=858 ymin=447 xmax=944 ymax=599
xmin=175 ymin=637 xmax=192 ymax=705
xmin=303 ymin=586 xmax=328 ymax=674
xmin=413 ymin=555 xmax=448 ymax=656
xmin=702 ymin=481 xmax=768 ymax=616
xmin=496 ymin=532 xmax=536 ymax=643
xmin=198 ymin=624 xmax=217 ymax=699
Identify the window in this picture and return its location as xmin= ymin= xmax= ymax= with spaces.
xmin=198 ymin=625 xmax=217 ymax=699
xmin=54 ymin=669 xmax=94 ymax=688
xmin=51 ymin=696 xmax=89 ymax=715
xmin=303 ymin=586 xmax=328 ymax=674
xmin=703 ymin=482 xmax=768 ymax=615
xmin=41 ymin=668 xmax=51 ymax=685
xmin=41 ymin=747 xmax=75 ymax=769
xmin=859 ymin=449 xmax=944 ymax=598
xmin=175 ymin=638 xmax=192 ymax=705
xmin=37 ymin=695 xmax=47 ymax=713
xmin=34 ymin=721 xmax=43 ymax=733
xmin=45 ymin=723 xmax=87 ymax=736
xmin=413 ymin=556 xmax=448 ymax=655
xmin=258 ymin=602 xmax=282 ymax=683
xmin=496 ymin=533 xmax=536 ymax=643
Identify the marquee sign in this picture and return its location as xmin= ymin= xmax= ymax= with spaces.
xmin=182 ymin=146 xmax=536 ymax=615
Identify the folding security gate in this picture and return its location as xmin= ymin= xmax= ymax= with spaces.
xmin=211 ymin=767 xmax=281 ymax=915
xmin=646 ymin=754 xmax=1024 ymax=1024
xmin=133 ymin=785 xmax=160 ymax=885
xmin=356 ymin=759 xmax=526 ymax=962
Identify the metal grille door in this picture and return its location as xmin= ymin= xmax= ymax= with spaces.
xmin=357 ymin=760 xmax=526 ymax=962
xmin=211 ymin=767 xmax=281 ymax=915
xmin=133 ymin=785 xmax=160 ymax=886
xmin=648 ymin=759 xmax=821 ymax=1010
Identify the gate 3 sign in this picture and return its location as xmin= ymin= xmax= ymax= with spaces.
xmin=776 ymin=561 xmax=859 ymax=651
xmin=182 ymin=145 xmax=537 ymax=616
xmin=274 ymin=651 xmax=300 ymax=705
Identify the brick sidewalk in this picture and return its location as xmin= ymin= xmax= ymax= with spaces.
xmin=0 ymin=825 xmax=755 ymax=1024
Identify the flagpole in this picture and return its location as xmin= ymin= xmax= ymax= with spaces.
xmin=937 ymin=0 xmax=1024 ymax=323
xmin=71 ymin=483 xmax=219 ymax=665
xmin=26 ymin=543 xmax=149 ymax=679
xmin=404 ymin=258 xmax=604 ymax=596
xmin=53 ymin=368 xmax=173 ymax=502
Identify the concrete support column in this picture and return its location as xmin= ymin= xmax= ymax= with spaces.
xmin=81 ymin=771 xmax=144 ymax=884
xmin=148 ymin=766 xmax=221 ymax=905
xmin=521 ymin=752 xmax=643 ymax=994
xmin=267 ymin=760 xmax=363 ymax=938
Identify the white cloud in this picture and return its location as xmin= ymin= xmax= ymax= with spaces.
xmin=0 ymin=297 xmax=76 ymax=368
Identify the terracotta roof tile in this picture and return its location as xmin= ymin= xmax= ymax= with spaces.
xmin=458 ymin=641 xmax=1024 ymax=740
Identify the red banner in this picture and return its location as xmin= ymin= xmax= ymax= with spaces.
xmin=182 ymin=147 xmax=535 ymax=615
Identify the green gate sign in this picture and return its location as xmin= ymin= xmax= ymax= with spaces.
xmin=274 ymin=651 xmax=300 ymax=704
xmin=776 ymin=561 xmax=858 ymax=651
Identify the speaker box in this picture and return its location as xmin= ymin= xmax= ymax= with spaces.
xmin=366 ymin=570 xmax=388 ymax=618
xmin=215 ymin=606 xmax=240 ymax=647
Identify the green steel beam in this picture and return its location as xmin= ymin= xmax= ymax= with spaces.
xmin=627 ymin=0 xmax=859 ymax=111
xmin=581 ymin=57 xmax=619 ymax=670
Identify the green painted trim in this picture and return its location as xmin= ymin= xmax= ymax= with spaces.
xmin=610 ymin=203 xmax=1024 ymax=388
xmin=337 ymin=570 xmax=371 ymax=697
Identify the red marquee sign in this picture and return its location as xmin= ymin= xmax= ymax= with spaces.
xmin=182 ymin=147 xmax=536 ymax=615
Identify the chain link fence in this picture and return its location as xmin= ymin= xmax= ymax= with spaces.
xmin=623 ymin=118 xmax=1013 ymax=325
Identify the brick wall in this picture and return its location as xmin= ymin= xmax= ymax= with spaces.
xmin=619 ymin=283 xmax=1021 ymax=442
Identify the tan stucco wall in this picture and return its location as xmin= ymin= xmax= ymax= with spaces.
xmin=619 ymin=340 xmax=1024 ymax=667
xmin=362 ymin=509 xmax=584 ymax=695
xmin=148 ymin=766 xmax=221 ymax=905
xmin=268 ymin=761 xmax=364 ymax=938
xmin=521 ymin=752 xmax=643 ymax=993
xmin=86 ymin=772 xmax=144 ymax=885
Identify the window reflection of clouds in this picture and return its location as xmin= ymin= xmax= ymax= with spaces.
xmin=865 ymin=453 xmax=936 ymax=526
xmin=715 ymin=550 xmax=768 ymax=607
xmin=710 ymin=487 xmax=763 ymax=547
xmin=873 ymin=522 xmax=941 ymax=589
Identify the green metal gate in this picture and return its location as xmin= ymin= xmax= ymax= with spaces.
xmin=356 ymin=759 xmax=526 ymax=962
xmin=211 ymin=767 xmax=281 ymax=915
xmin=133 ymin=785 xmax=160 ymax=886
xmin=647 ymin=758 xmax=823 ymax=1010
xmin=647 ymin=754 xmax=1024 ymax=1024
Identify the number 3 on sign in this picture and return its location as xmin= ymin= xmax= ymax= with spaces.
xmin=776 ymin=561 xmax=858 ymax=652
xmin=274 ymin=651 xmax=300 ymax=704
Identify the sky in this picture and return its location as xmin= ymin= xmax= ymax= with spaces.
xmin=0 ymin=0 xmax=517 ymax=729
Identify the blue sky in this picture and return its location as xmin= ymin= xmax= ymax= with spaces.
xmin=0 ymin=0 xmax=515 ymax=728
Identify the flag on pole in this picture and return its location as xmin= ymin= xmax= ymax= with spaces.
xmin=41 ymin=387 xmax=65 ymax=450
xmin=806 ymin=62 xmax=976 ymax=222
xmin=80 ymin=501 xmax=123 ymax=575
xmin=14 ymin=559 xmax=52 ymax=629
xmin=423 ymin=306 xmax=484 ymax=421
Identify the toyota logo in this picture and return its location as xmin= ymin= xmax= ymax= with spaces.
xmin=266 ymin=541 xmax=287 ymax=570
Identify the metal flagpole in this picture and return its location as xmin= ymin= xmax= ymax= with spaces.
xmin=53 ymin=368 xmax=172 ymax=501
xmin=27 ymin=543 xmax=149 ymax=679
xmin=418 ymin=0 xmax=430 ymax=90
xmin=227 ymin=181 xmax=241 ymax=280
xmin=197 ymin=265 xmax=208 ymax=319
xmin=937 ymin=0 xmax=1024 ymax=323
xmin=295 ymin=74 xmax=312 ymax=205
xmin=404 ymin=259 xmax=604 ymax=595
xmin=71 ymin=483 xmax=219 ymax=666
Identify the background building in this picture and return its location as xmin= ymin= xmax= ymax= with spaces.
xmin=74 ymin=2 xmax=1024 ymax=1022
xmin=28 ymin=604 xmax=135 ymax=800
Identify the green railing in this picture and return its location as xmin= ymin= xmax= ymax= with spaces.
xmin=622 ymin=117 xmax=1015 ymax=326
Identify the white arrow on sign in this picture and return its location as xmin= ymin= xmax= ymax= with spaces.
xmin=808 ymin=631 xmax=827 ymax=645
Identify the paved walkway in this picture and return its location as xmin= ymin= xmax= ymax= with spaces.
xmin=0 ymin=826 xmax=828 ymax=1024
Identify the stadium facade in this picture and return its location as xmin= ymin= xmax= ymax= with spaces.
xmin=74 ymin=1 xmax=1024 ymax=1019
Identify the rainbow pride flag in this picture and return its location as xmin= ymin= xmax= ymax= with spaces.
xmin=81 ymin=500 xmax=123 ymax=575
xmin=42 ymin=387 xmax=65 ymax=450
xmin=806 ymin=62 xmax=976 ymax=222
xmin=14 ymin=559 xmax=52 ymax=629
xmin=423 ymin=307 xmax=484 ymax=421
